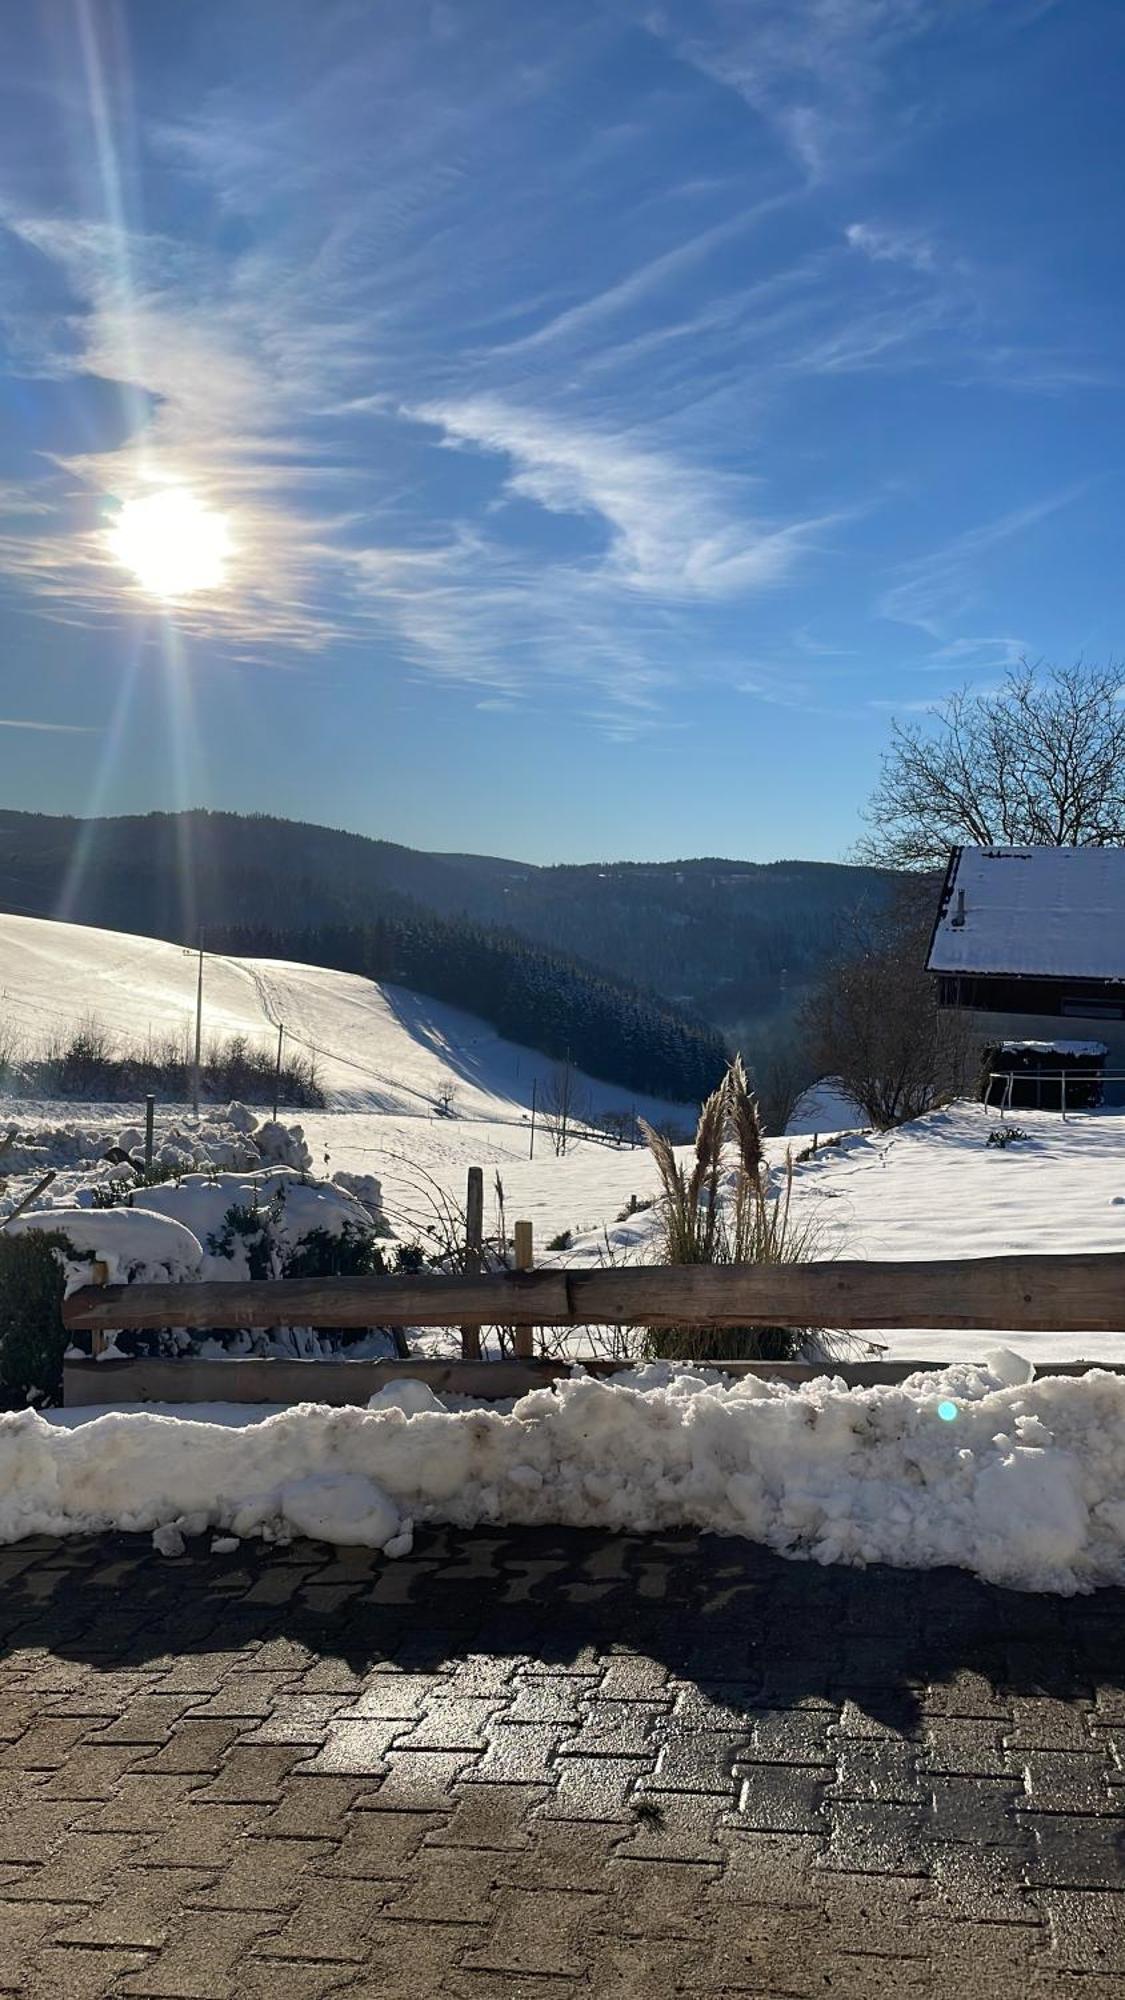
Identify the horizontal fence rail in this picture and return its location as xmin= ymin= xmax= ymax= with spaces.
xmin=62 ymin=1252 xmax=1125 ymax=1336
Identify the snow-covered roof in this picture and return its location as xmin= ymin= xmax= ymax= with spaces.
xmin=928 ymin=846 xmax=1125 ymax=982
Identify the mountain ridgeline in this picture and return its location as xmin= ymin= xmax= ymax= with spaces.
xmin=0 ymin=809 xmax=892 ymax=1098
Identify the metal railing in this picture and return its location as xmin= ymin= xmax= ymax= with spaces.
xmin=984 ymin=1069 xmax=1125 ymax=1119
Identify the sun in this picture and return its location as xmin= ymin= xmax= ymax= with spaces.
xmin=106 ymin=487 xmax=232 ymax=598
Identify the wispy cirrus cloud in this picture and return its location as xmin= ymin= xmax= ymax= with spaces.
xmin=877 ymin=490 xmax=1081 ymax=639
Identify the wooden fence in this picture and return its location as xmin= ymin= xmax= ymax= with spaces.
xmin=64 ymin=1249 xmax=1125 ymax=1338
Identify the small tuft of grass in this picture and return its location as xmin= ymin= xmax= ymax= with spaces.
xmin=632 ymin=1797 xmax=665 ymax=1828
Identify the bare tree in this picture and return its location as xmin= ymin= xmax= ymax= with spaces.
xmin=860 ymin=662 xmax=1125 ymax=868
xmin=748 ymin=1030 xmax=816 ymax=1138
xmin=801 ymin=886 xmax=971 ymax=1128
xmin=539 ymin=1061 xmax=588 ymax=1156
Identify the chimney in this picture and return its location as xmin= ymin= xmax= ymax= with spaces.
xmin=951 ymin=888 xmax=966 ymax=929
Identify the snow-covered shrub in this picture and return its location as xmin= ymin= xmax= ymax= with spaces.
xmin=0 ymin=1228 xmax=71 ymax=1406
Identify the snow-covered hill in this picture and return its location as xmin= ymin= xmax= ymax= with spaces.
xmin=0 ymin=911 xmax=693 ymax=1128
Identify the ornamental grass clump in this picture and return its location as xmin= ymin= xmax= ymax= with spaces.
xmin=640 ymin=1055 xmax=820 ymax=1362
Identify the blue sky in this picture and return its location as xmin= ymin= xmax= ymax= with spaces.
xmin=0 ymin=0 xmax=1121 ymax=864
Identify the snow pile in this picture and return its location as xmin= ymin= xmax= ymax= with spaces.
xmin=0 ymin=1106 xmax=317 ymax=1215
xmin=12 ymin=1352 xmax=1125 ymax=1592
xmin=131 ymin=1166 xmax=382 ymax=1279
xmin=4 ymin=1205 xmax=203 ymax=1290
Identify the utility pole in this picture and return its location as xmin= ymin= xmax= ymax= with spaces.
xmin=272 ymin=1021 xmax=284 ymax=1122
xmin=192 ymin=930 xmax=204 ymax=1118
xmin=528 ymin=1077 xmax=537 ymax=1160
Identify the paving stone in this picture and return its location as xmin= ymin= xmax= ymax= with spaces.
xmin=0 ymin=1902 xmax=89 ymax=1989
xmin=73 ymin=1776 xmax=204 ymax=1835
xmin=0 ymin=1798 xmax=83 ymax=1864
xmin=1027 ymin=1814 xmax=1125 ymax=1888
xmin=930 ymin=1776 xmax=1027 ymax=1847
xmin=601 ymin=1856 xmax=721 ymax=1937
xmin=498 ymin=1819 xmax=624 ymax=1891
xmin=139 ymin=1801 xmax=266 ymax=1867
xmin=717 ymin=1830 xmax=825 ymax=1907
xmin=91 ymin=1695 xmax=198 ymax=1744
xmin=26 ymin=1946 xmax=153 ymax=1999
xmin=386 ymin=1845 xmax=498 ymax=1923
xmin=617 ymin=1791 xmax=726 ymax=1862
xmin=1044 ymin=1888 xmax=1125 ymax=1971
xmin=41 ymin=1745 xmax=147 ymax=1801
xmin=468 ymin=1723 xmax=567 ymax=1784
xmin=651 ymin=1729 xmax=741 ymax=1794
xmin=668 ymin=1681 xmax=763 ymax=1731
xmin=53 ymin=1867 xmax=218 ymax=1948
xmin=924 ymin=1718 xmax=1010 ymax=1775
xmin=733 ymin=1764 xmax=831 ymax=1833
xmin=192 ymin=1745 xmax=305 ymax=1803
xmin=185 ymin=1672 xmax=296 ymax=1720
xmin=1018 ymin=1751 xmax=1119 ymax=1814
xmin=6 ymin=1718 xmax=91 ymax=1769
xmin=822 ymin=1800 xmax=932 ymax=1875
xmin=1007 ymin=1702 xmax=1098 ymax=1752
xmin=596 ymin=1653 xmax=671 ymax=1698
xmin=292 ymin=1717 xmax=404 ymax=1775
xmin=360 ymin=1749 xmax=479 ymax=1810
xmin=425 ymin=1782 xmax=547 ymax=1850
xmin=118 ymin=1909 xmax=286 ymax=1995
xmin=140 ymin=1719 xmax=243 ymax=1775
xmin=327 ymin=1809 xmax=442 ymax=1876
xmin=392 ymin=1695 xmax=503 ymax=1752
xmin=831 ymin=1738 xmax=928 ymax=1803
xmin=544 ymin=1755 xmax=643 ymax=1821
xmin=921 ymin=1673 xmax=1013 ymax=1721
xmin=503 ymin=1677 xmax=587 ymax=1725
xmin=3 ymin=1830 xmax=142 ymax=1904
xmin=561 ymin=1697 xmax=667 ymax=1760
xmin=239 ymin=1695 xmax=347 ymax=1744
xmin=346 ymin=1674 xmax=447 ymax=1719
xmin=259 ymin=1776 xmax=360 ymax=1840
xmin=740 ymin=1705 xmax=834 ymax=1765
xmin=462 ymin=1884 xmax=606 ymax=1976
xmin=202 ymin=1835 xmax=331 ymax=1910
xmin=256 ymin=1876 xmax=391 ymax=1961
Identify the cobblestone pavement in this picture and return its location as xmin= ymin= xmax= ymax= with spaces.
xmin=0 ymin=1527 xmax=1123 ymax=1998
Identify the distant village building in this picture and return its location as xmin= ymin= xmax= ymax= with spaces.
xmin=927 ymin=846 xmax=1125 ymax=1106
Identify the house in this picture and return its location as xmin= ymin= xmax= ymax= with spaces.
xmin=927 ymin=846 xmax=1125 ymax=1103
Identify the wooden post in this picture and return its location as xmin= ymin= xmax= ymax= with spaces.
xmin=272 ymin=1022 xmax=284 ymax=1122
xmin=460 ymin=1167 xmax=484 ymax=1359
xmin=192 ymin=932 xmax=204 ymax=1118
xmin=90 ymin=1258 xmax=109 ymax=1360
xmin=513 ymin=1219 xmax=534 ymax=1360
xmin=144 ymin=1096 xmax=155 ymax=1173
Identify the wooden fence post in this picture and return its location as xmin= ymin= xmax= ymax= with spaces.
xmin=461 ymin=1167 xmax=484 ymax=1360
xmin=513 ymin=1219 xmax=534 ymax=1360
xmin=144 ymin=1096 xmax=155 ymax=1173
xmin=90 ymin=1258 xmax=109 ymax=1360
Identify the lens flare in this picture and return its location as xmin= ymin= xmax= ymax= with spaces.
xmin=937 ymin=1400 xmax=959 ymax=1422
xmin=107 ymin=488 xmax=231 ymax=598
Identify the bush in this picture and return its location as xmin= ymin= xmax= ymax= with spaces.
xmin=546 ymin=1229 xmax=573 ymax=1252
xmin=0 ymin=1229 xmax=71 ymax=1407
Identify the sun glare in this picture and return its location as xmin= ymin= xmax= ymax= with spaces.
xmin=107 ymin=487 xmax=232 ymax=599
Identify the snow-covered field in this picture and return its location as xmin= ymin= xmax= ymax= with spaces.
xmin=3 ymin=914 xmax=1125 ymax=1361
xmin=3 ymin=912 xmax=1125 ymax=1590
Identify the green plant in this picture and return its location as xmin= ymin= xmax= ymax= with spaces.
xmin=281 ymin=1220 xmax=385 ymax=1279
xmin=640 ymin=1055 xmax=823 ymax=1364
xmin=546 ymin=1228 xmax=573 ymax=1252
xmin=987 ymin=1125 xmax=1031 ymax=1149
xmin=0 ymin=1228 xmax=72 ymax=1406
xmin=206 ymin=1195 xmax=285 ymax=1281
